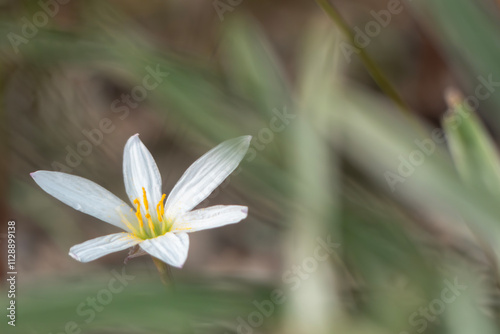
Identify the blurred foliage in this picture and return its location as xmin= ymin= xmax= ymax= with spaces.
xmin=2 ymin=0 xmax=500 ymax=334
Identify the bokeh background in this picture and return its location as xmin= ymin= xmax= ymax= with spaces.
xmin=2 ymin=0 xmax=500 ymax=333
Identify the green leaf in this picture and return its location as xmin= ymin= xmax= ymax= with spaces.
xmin=443 ymin=88 xmax=500 ymax=195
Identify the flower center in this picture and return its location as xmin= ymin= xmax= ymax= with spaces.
xmin=119 ymin=187 xmax=173 ymax=239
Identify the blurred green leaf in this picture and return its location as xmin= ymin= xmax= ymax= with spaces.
xmin=443 ymin=88 xmax=500 ymax=195
xmin=413 ymin=0 xmax=500 ymax=128
xmin=221 ymin=17 xmax=292 ymax=119
xmin=1 ymin=273 xmax=275 ymax=334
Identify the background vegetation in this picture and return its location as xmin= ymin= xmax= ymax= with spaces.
xmin=2 ymin=0 xmax=500 ymax=333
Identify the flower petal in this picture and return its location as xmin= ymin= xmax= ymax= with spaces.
xmin=69 ymin=233 xmax=141 ymax=263
xmin=165 ymin=136 xmax=251 ymax=219
xmin=140 ymin=232 xmax=189 ymax=268
xmin=123 ymin=134 xmax=163 ymax=221
xmin=31 ymin=171 xmax=135 ymax=231
xmin=174 ymin=205 xmax=248 ymax=233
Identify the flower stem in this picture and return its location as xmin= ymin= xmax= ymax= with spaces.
xmin=152 ymin=257 xmax=174 ymax=287
xmin=315 ymin=0 xmax=409 ymax=113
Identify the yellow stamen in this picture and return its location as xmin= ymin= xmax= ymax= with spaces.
xmin=160 ymin=198 xmax=165 ymax=218
xmin=142 ymin=187 xmax=156 ymax=236
xmin=133 ymin=198 xmax=145 ymax=235
xmin=156 ymin=193 xmax=167 ymax=232
xmin=142 ymin=187 xmax=158 ymax=236
xmin=145 ymin=213 xmax=155 ymax=235
xmin=156 ymin=194 xmax=166 ymax=220
xmin=142 ymin=187 xmax=149 ymax=211
xmin=129 ymin=189 xmax=172 ymax=239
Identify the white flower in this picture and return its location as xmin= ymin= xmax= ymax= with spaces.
xmin=31 ymin=134 xmax=251 ymax=268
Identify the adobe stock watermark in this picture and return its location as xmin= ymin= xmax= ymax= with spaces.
xmin=47 ymin=267 xmax=135 ymax=334
xmin=226 ymin=235 xmax=340 ymax=334
xmin=399 ymin=277 xmax=467 ymax=334
xmin=7 ymin=0 xmax=71 ymax=54
xmin=212 ymin=0 xmax=243 ymax=21
xmin=340 ymin=0 xmax=413 ymax=63
xmin=198 ymin=105 xmax=295 ymax=208
xmin=51 ymin=64 xmax=169 ymax=173
xmin=384 ymin=74 xmax=500 ymax=192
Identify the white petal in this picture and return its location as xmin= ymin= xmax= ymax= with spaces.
xmin=123 ymin=134 xmax=163 ymax=221
xmin=140 ymin=232 xmax=189 ymax=268
xmin=69 ymin=233 xmax=141 ymax=263
xmin=31 ymin=171 xmax=135 ymax=231
xmin=174 ymin=205 xmax=248 ymax=233
xmin=165 ymin=136 xmax=251 ymax=218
